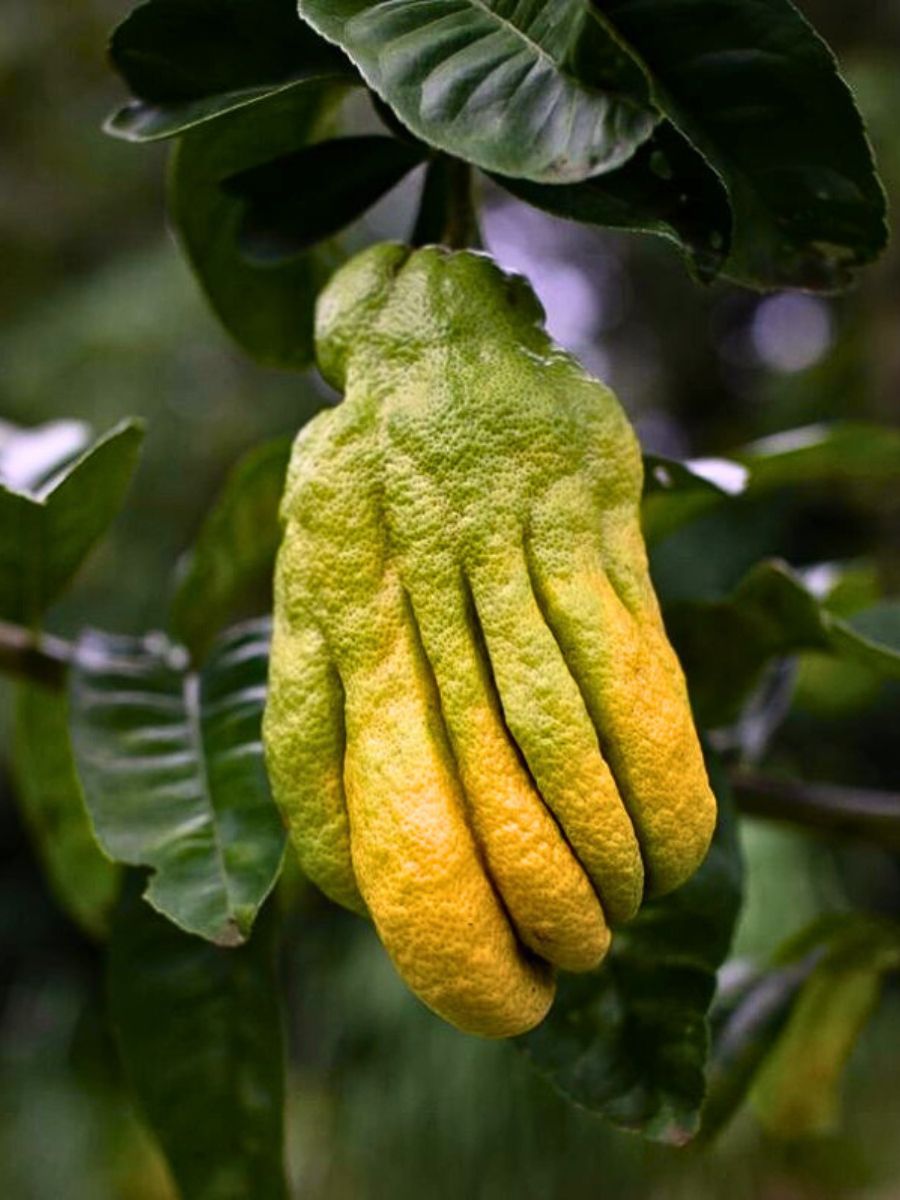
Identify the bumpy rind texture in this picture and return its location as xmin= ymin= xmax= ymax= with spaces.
xmin=264 ymin=243 xmax=716 ymax=1038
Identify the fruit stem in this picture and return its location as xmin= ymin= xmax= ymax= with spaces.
xmin=412 ymin=156 xmax=483 ymax=251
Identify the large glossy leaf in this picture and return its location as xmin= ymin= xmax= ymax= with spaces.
xmin=297 ymin=0 xmax=658 ymax=183
xmin=170 ymin=438 xmax=292 ymax=662
xmin=518 ymin=755 xmax=743 ymax=1145
xmin=594 ymin=0 xmax=888 ymax=289
xmin=169 ymin=84 xmax=345 ymax=367
xmin=225 ymin=135 xmax=427 ymax=263
xmin=70 ymin=620 xmax=284 ymax=946
xmin=0 ymin=419 xmax=143 ymax=627
xmin=668 ymin=559 xmax=900 ymax=725
xmin=13 ymin=682 xmax=120 ymax=939
xmin=496 ymin=121 xmax=732 ymax=281
xmin=109 ymin=875 xmax=288 ymax=1199
xmin=107 ymin=0 xmax=356 ymax=141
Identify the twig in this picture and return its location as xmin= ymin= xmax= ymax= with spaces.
xmin=731 ymin=768 xmax=900 ymax=852
xmin=412 ymin=156 xmax=483 ymax=251
xmin=0 ymin=616 xmax=898 ymax=853
xmin=0 ymin=619 xmax=72 ymax=689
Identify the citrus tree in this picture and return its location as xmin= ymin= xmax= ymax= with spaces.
xmin=2 ymin=0 xmax=899 ymax=1194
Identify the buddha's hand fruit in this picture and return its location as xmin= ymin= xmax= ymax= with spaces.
xmin=264 ymin=243 xmax=716 ymax=1038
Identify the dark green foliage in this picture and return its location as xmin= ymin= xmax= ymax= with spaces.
xmin=107 ymin=0 xmax=356 ymax=141
xmin=170 ymin=437 xmax=293 ymax=661
xmin=109 ymin=876 xmax=288 ymax=1199
xmin=519 ymin=756 xmax=744 ymax=1144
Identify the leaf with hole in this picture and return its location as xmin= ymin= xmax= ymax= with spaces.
xmin=70 ymin=620 xmax=284 ymax=946
xmin=297 ymin=0 xmax=658 ymax=183
xmin=593 ymin=0 xmax=888 ymax=289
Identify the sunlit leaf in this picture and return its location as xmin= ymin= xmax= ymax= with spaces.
xmin=0 ymin=420 xmax=143 ymax=627
xmin=13 ymin=682 xmax=120 ymax=939
xmin=518 ymin=754 xmax=743 ymax=1145
xmin=169 ymin=83 xmax=346 ymax=367
xmin=106 ymin=0 xmax=356 ymax=141
xmin=70 ymin=620 xmax=284 ymax=946
xmin=594 ymin=0 xmax=888 ymax=289
xmin=170 ymin=438 xmax=292 ymax=662
xmin=109 ymin=875 xmax=288 ymax=1199
xmin=297 ymin=0 xmax=658 ymax=183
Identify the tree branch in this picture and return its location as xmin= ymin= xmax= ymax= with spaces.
xmin=1 ymin=615 xmax=897 ymax=853
xmin=0 ymin=620 xmax=72 ymax=689
xmin=412 ymin=156 xmax=483 ymax=251
xmin=731 ymin=768 xmax=900 ymax=852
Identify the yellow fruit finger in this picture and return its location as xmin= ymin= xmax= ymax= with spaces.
xmin=383 ymin=449 xmax=610 ymax=971
xmin=264 ymin=612 xmax=364 ymax=914
xmin=406 ymin=578 xmax=610 ymax=969
xmin=341 ymin=576 xmax=555 ymax=1037
xmin=465 ymin=540 xmax=644 ymax=926
xmin=525 ymin=526 xmax=716 ymax=897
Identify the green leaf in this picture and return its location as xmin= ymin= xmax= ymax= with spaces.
xmin=170 ymin=438 xmax=292 ymax=662
xmin=666 ymin=560 xmax=900 ymax=725
xmin=106 ymin=0 xmax=356 ymax=141
xmin=594 ymin=0 xmax=888 ymax=289
xmin=0 ymin=419 xmax=143 ymax=627
xmin=169 ymin=83 xmax=346 ymax=367
xmin=12 ymin=682 xmax=121 ymax=939
xmin=518 ymin=754 xmax=743 ymax=1145
xmin=297 ymin=0 xmax=658 ymax=184
xmin=225 ymin=135 xmax=427 ymax=263
xmin=739 ymin=421 xmax=900 ymax=490
xmin=109 ymin=874 xmax=288 ymax=1199
xmin=70 ymin=620 xmax=284 ymax=946
xmin=641 ymin=452 xmax=748 ymax=545
xmin=495 ymin=121 xmax=732 ymax=282
xmin=829 ymin=601 xmax=900 ymax=677
xmin=0 ymin=417 xmax=92 ymax=491
xmin=642 ymin=422 xmax=900 ymax=545
xmin=751 ymin=918 xmax=900 ymax=1138
xmin=700 ymin=955 xmax=820 ymax=1143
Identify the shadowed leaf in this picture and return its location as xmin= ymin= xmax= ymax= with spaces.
xmin=518 ymin=754 xmax=743 ymax=1144
xmin=109 ymin=875 xmax=288 ymax=1198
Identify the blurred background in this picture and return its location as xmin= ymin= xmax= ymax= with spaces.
xmin=1 ymin=1 xmax=899 ymax=1196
